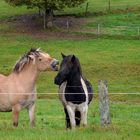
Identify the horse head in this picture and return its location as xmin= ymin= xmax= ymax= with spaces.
xmin=13 ymin=48 xmax=59 ymax=73
xmin=54 ymin=53 xmax=82 ymax=85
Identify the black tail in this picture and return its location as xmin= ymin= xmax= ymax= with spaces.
xmin=75 ymin=111 xmax=81 ymax=126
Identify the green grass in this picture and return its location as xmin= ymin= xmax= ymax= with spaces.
xmin=58 ymin=0 xmax=140 ymax=15
xmin=0 ymin=0 xmax=140 ymax=93
xmin=0 ymin=1 xmax=36 ymax=19
xmin=85 ymin=12 xmax=140 ymax=36
xmin=0 ymin=34 xmax=139 ymax=93
xmin=1 ymin=0 xmax=140 ymax=19
xmin=0 ymin=99 xmax=140 ymax=140
xmin=0 ymin=1 xmax=140 ymax=140
xmin=88 ymin=12 xmax=140 ymax=27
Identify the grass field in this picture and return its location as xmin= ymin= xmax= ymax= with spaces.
xmin=0 ymin=1 xmax=36 ymax=19
xmin=59 ymin=0 xmax=140 ymax=15
xmin=85 ymin=12 xmax=140 ymax=36
xmin=0 ymin=34 xmax=139 ymax=93
xmin=0 ymin=99 xmax=140 ymax=140
xmin=0 ymin=0 xmax=140 ymax=140
xmin=1 ymin=0 xmax=140 ymax=19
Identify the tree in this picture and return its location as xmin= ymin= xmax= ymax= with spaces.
xmin=5 ymin=0 xmax=86 ymax=28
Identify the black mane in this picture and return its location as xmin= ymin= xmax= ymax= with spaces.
xmin=67 ymin=55 xmax=83 ymax=76
xmin=13 ymin=48 xmax=41 ymax=73
xmin=72 ymin=55 xmax=82 ymax=75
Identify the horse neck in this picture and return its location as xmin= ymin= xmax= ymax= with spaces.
xmin=12 ymin=62 xmax=39 ymax=91
xmin=67 ymin=72 xmax=82 ymax=86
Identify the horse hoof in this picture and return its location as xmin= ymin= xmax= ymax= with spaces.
xmin=30 ymin=124 xmax=35 ymax=128
xmin=13 ymin=122 xmax=18 ymax=127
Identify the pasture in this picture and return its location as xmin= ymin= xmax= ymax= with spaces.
xmin=0 ymin=99 xmax=140 ymax=140
xmin=0 ymin=0 xmax=140 ymax=140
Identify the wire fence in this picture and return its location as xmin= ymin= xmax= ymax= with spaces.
xmin=58 ymin=1 xmax=140 ymax=15
xmin=36 ymin=85 xmax=140 ymax=95
xmin=57 ymin=1 xmax=140 ymax=37
xmin=82 ymin=1 xmax=140 ymax=14
xmin=90 ymin=24 xmax=140 ymax=37
xmin=63 ymin=22 xmax=140 ymax=38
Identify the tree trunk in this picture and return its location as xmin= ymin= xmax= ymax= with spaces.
xmin=38 ymin=7 xmax=41 ymax=16
xmin=43 ymin=9 xmax=53 ymax=29
xmin=43 ymin=10 xmax=46 ymax=29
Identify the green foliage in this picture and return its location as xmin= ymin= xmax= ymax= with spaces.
xmin=0 ymin=1 xmax=35 ymax=19
xmin=5 ymin=0 xmax=86 ymax=10
xmin=5 ymin=0 xmax=31 ymax=6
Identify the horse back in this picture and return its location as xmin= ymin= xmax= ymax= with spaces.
xmin=0 ymin=74 xmax=6 ymax=80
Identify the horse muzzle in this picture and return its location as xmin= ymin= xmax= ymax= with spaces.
xmin=51 ymin=59 xmax=59 ymax=71
xmin=54 ymin=76 xmax=62 ymax=85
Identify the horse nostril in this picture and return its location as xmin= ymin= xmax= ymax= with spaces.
xmin=51 ymin=60 xmax=59 ymax=71
xmin=55 ymin=60 xmax=59 ymax=65
xmin=52 ymin=60 xmax=59 ymax=66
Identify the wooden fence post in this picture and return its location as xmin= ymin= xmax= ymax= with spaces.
xmin=97 ymin=24 xmax=100 ymax=36
xmin=43 ymin=10 xmax=46 ymax=29
xmin=66 ymin=20 xmax=69 ymax=32
xmin=98 ymin=80 xmax=111 ymax=126
xmin=137 ymin=27 xmax=140 ymax=36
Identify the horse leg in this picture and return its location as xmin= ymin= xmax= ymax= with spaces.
xmin=80 ymin=105 xmax=88 ymax=127
xmin=75 ymin=111 xmax=81 ymax=127
xmin=66 ymin=105 xmax=75 ymax=129
xmin=28 ymin=103 xmax=36 ymax=127
xmin=64 ymin=108 xmax=71 ymax=129
xmin=12 ymin=104 xmax=21 ymax=127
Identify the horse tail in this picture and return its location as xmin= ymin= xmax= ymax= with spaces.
xmin=75 ymin=111 xmax=81 ymax=126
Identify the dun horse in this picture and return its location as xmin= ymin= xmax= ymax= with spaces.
xmin=55 ymin=54 xmax=93 ymax=129
xmin=0 ymin=48 xmax=59 ymax=127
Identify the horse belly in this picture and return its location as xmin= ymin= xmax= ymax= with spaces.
xmin=18 ymin=94 xmax=36 ymax=109
xmin=19 ymin=99 xmax=35 ymax=109
xmin=65 ymin=93 xmax=86 ymax=104
xmin=0 ymin=104 xmax=12 ymax=112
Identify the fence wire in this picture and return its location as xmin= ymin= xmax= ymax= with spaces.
xmin=58 ymin=1 xmax=140 ymax=15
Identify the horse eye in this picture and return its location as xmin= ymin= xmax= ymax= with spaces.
xmin=39 ymin=58 xmax=42 ymax=61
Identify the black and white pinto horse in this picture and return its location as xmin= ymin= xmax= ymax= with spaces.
xmin=55 ymin=53 xmax=93 ymax=129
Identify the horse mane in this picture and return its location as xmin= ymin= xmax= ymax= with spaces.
xmin=74 ymin=56 xmax=82 ymax=75
xmin=73 ymin=55 xmax=88 ymax=81
xmin=13 ymin=48 xmax=41 ymax=73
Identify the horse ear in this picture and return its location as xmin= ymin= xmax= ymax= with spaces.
xmin=71 ymin=55 xmax=75 ymax=63
xmin=61 ymin=53 xmax=66 ymax=58
xmin=28 ymin=54 xmax=35 ymax=60
xmin=28 ymin=54 xmax=36 ymax=64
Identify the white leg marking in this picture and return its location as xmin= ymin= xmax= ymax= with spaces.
xmin=80 ymin=105 xmax=88 ymax=126
xmin=29 ymin=103 xmax=36 ymax=127
xmin=66 ymin=105 xmax=76 ymax=129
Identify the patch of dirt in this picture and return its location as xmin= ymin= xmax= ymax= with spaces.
xmin=0 ymin=14 xmax=95 ymax=40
